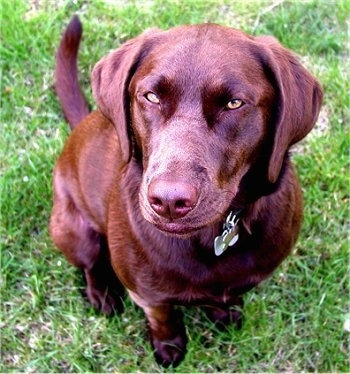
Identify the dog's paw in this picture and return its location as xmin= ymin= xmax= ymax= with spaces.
xmin=206 ymin=306 xmax=243 ymax=331
xmin=151 ymin=333 xmax=188 ymax=368
xmin=85 ymin=286 xmax=124 ymax=315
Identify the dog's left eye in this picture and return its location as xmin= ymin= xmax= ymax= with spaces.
xmin=145 ymin=92 xmax=160 ymax=104
xmin=226 ymin=99 xmax=244 ymax=110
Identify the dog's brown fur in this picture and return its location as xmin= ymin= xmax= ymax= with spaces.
xmin=50 ymin=15 xmax=323 ymax=367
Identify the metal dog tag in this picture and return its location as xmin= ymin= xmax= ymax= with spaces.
xmin=214 ymin=212 xmax=240 ymax=256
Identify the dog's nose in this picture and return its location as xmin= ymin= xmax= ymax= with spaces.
xmin=148 ymin=178 xmax=198 ymax=219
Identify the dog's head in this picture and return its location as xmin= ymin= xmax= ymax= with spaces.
xmin=92 ymin=24 xmax=322 ymax=236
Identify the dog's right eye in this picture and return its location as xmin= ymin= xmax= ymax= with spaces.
xmin=226 ymin=99 xmax=244 ymax=110
xmin=144 ymin=92 xmax=160 ymax=104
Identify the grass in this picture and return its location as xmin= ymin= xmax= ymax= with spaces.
xmin=1 ymin=0 xmax=349 ymax=372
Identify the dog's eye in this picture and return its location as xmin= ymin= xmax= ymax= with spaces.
xmin=226 ymin=99 xmax=244 ymax=110
xmin=145 ymin=92 xmax=160 ymax=104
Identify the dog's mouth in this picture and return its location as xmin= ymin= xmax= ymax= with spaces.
xmin=140 ymin=197 xmax=231 ymax=238
xmin=139 ymin=181 xmax=237 ymax=238
xmin=153 ymin=221 xmax=201 ymax=237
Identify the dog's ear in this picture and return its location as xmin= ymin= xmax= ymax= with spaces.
xmin=91 ymin=29 xmax=159 ymax=163
xmin=258 ymin=36 xmax=323 ymax=184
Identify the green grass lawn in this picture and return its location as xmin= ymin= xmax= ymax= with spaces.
xmin=1 ymin=0 xmax=349 ymax=372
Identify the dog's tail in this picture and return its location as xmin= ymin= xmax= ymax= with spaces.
xmin=55 ymin=15 xmax=89 ymax=129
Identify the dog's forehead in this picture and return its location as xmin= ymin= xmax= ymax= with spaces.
xmin=138 ymin=24 xmax=267 ymax=86
xmin=161 ymin=23 xmax=254 ymax=48
xmin=156 ymin=25 xmax=259 ymax=58
xmin=129 ymin=25 xmax=270 ymax=103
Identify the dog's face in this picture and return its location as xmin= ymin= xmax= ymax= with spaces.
xmin=129 ymin=27 xmax=276 ymax=235
xmin=92 ymin=24 xmax=322 ymax=236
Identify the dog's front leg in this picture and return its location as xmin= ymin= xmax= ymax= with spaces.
xmin=128 ymin=291 xmax=187 ymax=368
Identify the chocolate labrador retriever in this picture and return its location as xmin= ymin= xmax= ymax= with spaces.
xmin=50 ymin=16 xmax=323 ymax=367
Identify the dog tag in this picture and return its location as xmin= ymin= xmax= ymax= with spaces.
xmin=214 ymin=212 xmax=240 ymax=256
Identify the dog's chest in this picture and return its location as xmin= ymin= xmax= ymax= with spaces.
xmin=141 ymin=247 xmax=252 ymax=306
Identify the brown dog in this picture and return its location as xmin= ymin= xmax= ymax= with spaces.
xmin=50 ymin=15 xmax=323 ymax=367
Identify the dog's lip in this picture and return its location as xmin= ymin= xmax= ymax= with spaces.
xmin=154 ymin=222 xmax=200 ymax=236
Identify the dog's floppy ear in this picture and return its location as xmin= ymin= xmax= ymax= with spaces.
xmin=258 ymin=36 xmax=323 ymax=184
xmin=91 ymin=30 xmax=158 ymax=162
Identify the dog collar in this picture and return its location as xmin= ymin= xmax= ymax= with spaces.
xmin=214 ymin=211 xmax=240 ymax=256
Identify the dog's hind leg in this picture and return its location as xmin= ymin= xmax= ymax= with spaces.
xmin=50 ymin=182 xmax=124 ymax=315
xmin=83 ymin=235 xmax=125 ymax=315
